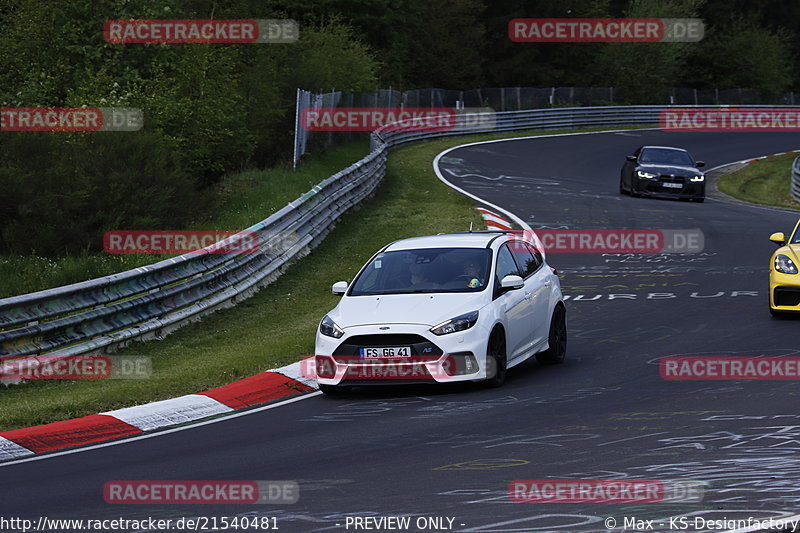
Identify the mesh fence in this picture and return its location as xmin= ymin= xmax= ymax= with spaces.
xmin=294 ymin=87 xmax=800 ymax=167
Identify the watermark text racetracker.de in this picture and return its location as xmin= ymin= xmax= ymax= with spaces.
xmin=509 ymin=479 xmax=703 ymax=503
xmin=104 ymin=19 xmax=298 ymax=43
xmin=0 ymin=355 xmax=151 ymax=381
xmin=661 ymin=107 xmax=800 ymax=132
xmin=1 ymin=107 xmax=142 ymax=131
xmin=511 ymin=229 xmax=704 ymax=254
xmin=103 ymin=230 xmax=260 ymax=255
xmin=661 ymin=356 xmax=800 ymax=380
xmin=300 ymin=107 xmax=495 ymax=132
xmin=104 ymin=480 xmax=298 ymax=504
xmin=509 ymin=18 xmax=703 ymax=42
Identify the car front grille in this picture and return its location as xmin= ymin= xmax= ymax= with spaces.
xmin=333 ymin=334 xmax=443 ymax=359
xmin=774 ymin=287 xmax=800 ymax=307
xmin=658 ymin=174 xmax=685 ymax=183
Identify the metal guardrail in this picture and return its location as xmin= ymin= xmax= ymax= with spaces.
xmin=792 ymin=155 xmax=800 ymax=203
xmin=2 ymin=104 xmax=797 ymax=357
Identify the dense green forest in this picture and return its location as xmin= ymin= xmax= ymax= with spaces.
xmin=1 ymin=0 xmax=797 ymax=256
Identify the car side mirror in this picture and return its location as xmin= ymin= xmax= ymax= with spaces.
xmin=500 ymin=275 xmax=524 ymax=291
xmin=626 ymin=155 xmax=637 ymax=162
xmin=769 ymin=232 xmax=786 ymax=246
xmin=332 ymin=281 xmax=348 ymax=295
xmin=695 ymin=161 xmax=705 ymax=168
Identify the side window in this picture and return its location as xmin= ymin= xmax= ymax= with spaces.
xmin=524 ymin=242 xmax=543 ymax=273
xmin=508 ymin=240 xmax=541 ymax=277
xmin=495 ymin=244 xmax=520 ymax=284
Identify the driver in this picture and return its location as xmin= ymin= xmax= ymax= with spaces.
xmin=463 ymin=260 xmax=484 ymax=288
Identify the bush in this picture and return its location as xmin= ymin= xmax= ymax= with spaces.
xmin=0 ymin=130 xmax=207 ymax=256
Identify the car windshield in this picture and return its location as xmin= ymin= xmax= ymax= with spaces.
xmin=792 ymin=224 xmax=800 ymax=244
xmin=639 ymin=148 xmax=694 ymax=166
xmin=349 ymin=247 xmax=492 ymax=296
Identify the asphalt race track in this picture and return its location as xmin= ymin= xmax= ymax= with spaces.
xmin=2 ymin=130 xmax=800 ymax=533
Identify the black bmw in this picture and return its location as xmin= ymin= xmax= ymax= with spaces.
xmin=619 ymin=145 xmax=706 ymax=202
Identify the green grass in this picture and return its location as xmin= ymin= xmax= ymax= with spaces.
xmin=0 ymin=125 xmax=646 ymax=431
xmin=0 ymin=141 xmax=370 ymax=299
xmin=717 ymin=153 xmax=800 ymax=210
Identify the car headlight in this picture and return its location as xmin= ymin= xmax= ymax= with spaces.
xmin=690 ymin=175 xmax=705 ymax=182
xmin=636 ymin=170 xmax=657 ymax=179
xmin=774 ymin=254 xmax=799 ymax=274
xmin=319 ymin=315 xmax=344 ymax=338
xmin=430 ymin=311 xmax=479 ymax=336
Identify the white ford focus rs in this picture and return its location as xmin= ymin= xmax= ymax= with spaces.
xmin=314 ymin=231 xmax=567 ymax=395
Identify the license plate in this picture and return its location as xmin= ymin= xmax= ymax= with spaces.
xmin=359 ymin=347 xmax=411 ymax=358
xmin=662 ymin=182 xmax=683 ymax=188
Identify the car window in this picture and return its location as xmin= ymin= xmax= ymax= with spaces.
xmin=508 ymin=240 xmax=541 ymax=277
xmin=524 ymin=242 xmax=543 ymax=273
xmin=349 ymin=247 xmax=492 ymax=295
xmin=495 ymin=244 xmax=521 ymax=283
xmin=639 ymin=148 xmax=694 ymax=166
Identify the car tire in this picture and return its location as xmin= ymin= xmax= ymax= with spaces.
xmin=536 ymin=305 xmax=567 ymax=365
xmin=319 ymin=384 xmax=349 ymax=396
xmin=484 ymin=330 xmax=507 ymax=388
xmin=619 ymin=181 xmax=629 ymax=195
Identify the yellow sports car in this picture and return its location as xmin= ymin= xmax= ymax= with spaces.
xmin=769 ymin=218 xmax=800 ymax=315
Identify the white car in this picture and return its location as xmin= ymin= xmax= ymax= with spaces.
xmin=314 ymin=231 xmax=567 ymax=394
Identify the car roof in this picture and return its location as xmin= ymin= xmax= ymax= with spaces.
xmin=641 ymin=145 xmax=690 ymax=153
xmin=383 ymin=231 xmax=514 ymax=251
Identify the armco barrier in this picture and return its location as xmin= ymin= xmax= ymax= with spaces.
xmin=793 ymin=155 xmax=800 ymax=203
xmin=2 ymin=105 xmax=797 ymax=357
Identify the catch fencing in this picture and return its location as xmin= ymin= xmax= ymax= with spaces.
xmin=792 ymin=155 xmax=800 ymax=203
xmin=294 ymin=87 xmax=800 ymax=166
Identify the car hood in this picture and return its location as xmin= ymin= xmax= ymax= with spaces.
xmin=330 ymin=292 xmax=489 ymax=328
xmin=637 ymin=164 xmax=701 ymax=176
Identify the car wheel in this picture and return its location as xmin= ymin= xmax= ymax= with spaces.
xmin=619 ymin=180 xmax=628 ymax=195
xmin=484 ymin=329 xmax=507 ymax=387
xmin=536 ymin=305 xmax=567 ymax=365
xmin=319 ymin=384 xmax=349 ymax=396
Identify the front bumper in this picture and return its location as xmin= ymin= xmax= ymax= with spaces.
xmin=314 ymin=323 xmax=490 ymax=386
xmin=769 ymin=271 xmax=800 ymax=313
xmin=633 ymin=177 xmax=705 ymax=199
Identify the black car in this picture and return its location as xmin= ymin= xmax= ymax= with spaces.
xmin=620 ymin=145 xmax=706 ymax=202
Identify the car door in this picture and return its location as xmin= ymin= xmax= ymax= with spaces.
xmin=522 ymin=243 xmax=551 ymax=348
xmin=494 ymin=243 xmax=532 ymax=361
xmin=510 ymin=241 xmax=550 ymax=353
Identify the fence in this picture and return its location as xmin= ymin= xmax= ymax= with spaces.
xmin=2 ymin=104 xmax=798 ymax=358
xmin=294 ymin=87 xmax=800 ymax=166
xmin=793 ymin=156 xmax=800 ymax=203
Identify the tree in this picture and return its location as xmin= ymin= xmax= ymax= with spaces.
xmin=683 ymin=19 xmax=792 ymax=95
xmin=593 ymin=0 xmax=705 ymax=103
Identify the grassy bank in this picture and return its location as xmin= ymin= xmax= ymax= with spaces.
xmin=717 ymin=153 xmax=800 ymax=210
